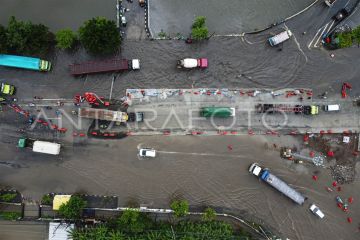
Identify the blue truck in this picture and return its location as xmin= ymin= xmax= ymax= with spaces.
xmin=249 ymin=163 xmax=306 ymax=205
xmin=0 ymin=54 xmax=51 ymax=71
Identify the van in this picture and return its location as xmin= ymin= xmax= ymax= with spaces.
xmin=139 ymin=148 xmax=156 ymax=158
xmin=324 ymin=104 xmax=340 ymax=112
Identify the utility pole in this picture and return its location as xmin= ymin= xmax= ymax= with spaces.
xmin=109 ymin=75 xmax=116 ymax=100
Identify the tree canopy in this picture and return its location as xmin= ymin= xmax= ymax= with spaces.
xmin=0 ymin=25 xmax=7 ymax=53
xmin=170 ymin=200 xmax=189 ymax=218
xmin=6 ymin=16 xmax=53 ymax=55
xmin=56 ymin=29 xmax=77 ymax=50
xmin=191 ymin=16 xmax=208 ymax=40
xmin=79 ymin=17 xmax=121 ymax=55
xmin=58 ymin=195 xmax=86 ymax=219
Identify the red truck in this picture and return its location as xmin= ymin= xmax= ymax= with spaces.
xmin=70 ymin=59 xmax=140 ymax=76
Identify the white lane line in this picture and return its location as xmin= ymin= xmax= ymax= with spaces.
xmin=314 ymin=20 xmax=335 ymax=47
xmin=308 ymin=25 xmax=324 ymax=49
xmin=314 ymin=23 xmax=329 ymax=48
xmin=157 ymin=151 xmax=245 ymax=158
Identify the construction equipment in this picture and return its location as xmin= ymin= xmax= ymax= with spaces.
xmin=256 ymin=104 xmax=319 ymax=115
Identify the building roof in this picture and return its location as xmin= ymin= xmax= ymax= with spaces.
xmin=48 ymin=222 xmax=74 ymax=240
xmin=53 ymin=195 xmax=71 ymax=210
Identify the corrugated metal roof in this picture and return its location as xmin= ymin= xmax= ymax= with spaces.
xmin=48 ymin=222 xmax=74 ymax=240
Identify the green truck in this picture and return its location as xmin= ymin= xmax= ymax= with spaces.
xmin=200 ymin=107 xmax=236 ymax=118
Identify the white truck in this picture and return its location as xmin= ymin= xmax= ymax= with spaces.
xmin=268 ymin=30 xmax=293 ymax=46
xmin=18 ymin=138 xmax=61 ymax=155
xmin=177 ymin=58 xmax=208 ymax=69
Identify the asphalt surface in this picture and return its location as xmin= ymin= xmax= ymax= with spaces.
xmin=1 ymin=1 xmax=360 ymax=240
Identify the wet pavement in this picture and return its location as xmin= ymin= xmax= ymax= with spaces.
xmin=148 ymin=0 xmax=316 ymax=36
xmin=0 ymin=0 xmax=116 ymax=31
xmin=1 ymin=1 xmax=360 ymax=240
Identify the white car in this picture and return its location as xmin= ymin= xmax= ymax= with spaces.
xmin=309 ymin=204 xmax=325 ymax=219
xmin=139 ymin=148 xmax=156 ymax=158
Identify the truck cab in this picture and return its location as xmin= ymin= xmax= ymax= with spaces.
xmin=309 ymin=204 xmax=325 ymax=219
xmin=128 ymin=112 xmax=144 ymax=122
xmin=39 ymin=60 xmax=52 ymax=71
xmin=249 ymin=163 xmax=263 ymax=176
xmin=0 ymin=82 xmax=16 ymax=95
xmin=130 ymin=59 xmax=140 ymax=70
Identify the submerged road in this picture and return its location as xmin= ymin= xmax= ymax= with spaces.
xmin=0 ymin=1 xmax=360 ymax=240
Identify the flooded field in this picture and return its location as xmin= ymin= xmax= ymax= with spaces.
xmin=0 ymin=0 xmax=116 ymax=31
xmin=149 ymin=0 xmax=316 ymax=36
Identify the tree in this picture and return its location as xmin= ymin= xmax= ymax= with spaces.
xmin=6 ymin=16 xmax=53 ymax=55
xmin=56 ymin=29 xmax=77 ymax=50
xmin=191 ymin=16 xmax=208 ymax=40
xmin=0 ymin=24 xmax=7 ymax=53
xmin=170 ymin=200 xmax=189 ymax=218
xmin=117 ymin=209 xmax=147 ymax=233
xmin=352 ymin=26 xmax=360 ymax=47
xmin=192 ymin=16 xmax=206 ymax=29
xmin=202 ymin=207 xmax=216 ymax=221
xmin=337 ymin=32 xmax=353 ymax=48
xmin=58 ymin=195 xmax=86 ymax=219
xmin=79 ymin=17 xmax=121 ymax=55
xmin=191 ymin=27 xmax=209 ymax=41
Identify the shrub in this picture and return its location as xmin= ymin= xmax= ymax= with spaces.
xmin=58 ymin=195 xmax=86 ymax=219
xmin=41 ymin=194 xmax=53 ymax=205
xmin=202 ymin=207 xmax=216 ymax=221
xmin=56 ymin=29 xmax=77 ymax=50
xmin=170 ymin=200 xmax=189 ymax=218
xmin=191 ymin=16 xmax=208 ymax=40
xmin=0 ymin=193 xmax=17 ymax=202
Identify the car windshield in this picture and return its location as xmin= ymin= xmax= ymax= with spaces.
xmin=142 ymin=150 xmax=146 ymax=155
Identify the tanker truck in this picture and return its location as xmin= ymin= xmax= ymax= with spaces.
xmin=249 ymin=163 xmax=306 ymax=205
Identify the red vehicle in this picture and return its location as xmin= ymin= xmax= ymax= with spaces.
xmin=177 ymin=58 xmax=208 ymax=69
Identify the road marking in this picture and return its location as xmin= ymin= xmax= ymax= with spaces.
xmin=157 ymin=150 xmax=245 ymax=158
xmin=308 ymin=26 xmax=323 ymax=49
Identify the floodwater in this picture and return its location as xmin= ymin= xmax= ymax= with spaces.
xmin=0 ymin=0 xmax=116 ymax=31
xmin=149 ymin=0 xmax=316 ymax=35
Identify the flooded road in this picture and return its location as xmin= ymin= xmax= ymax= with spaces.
xmin=149 ymin=0 xmax=316 ymax=36
xmin=0 ymin=0 xmax=116 ymax=31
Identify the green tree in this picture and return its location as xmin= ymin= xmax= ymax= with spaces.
xmin=192 ymin=16 xmax=206 ymax=29
xmin=191 ymin=16 xmax=208 ymax=40
xmin=58 ymin=195 xmax=86 ymax=219
xmin=79 ymin=17 xmax=121 ymax=55
xmin=191 ymin=27 xmax=209 ymax=41
xmin=56 ymin=29 xmax=77 ymax=50
xmin=337 ymin=32 xmax=353 ymax=48
xmin=6 ymin=16 xmax=53 ymax=55
xmin=170 ymin=200 xmax=189 ymax=218
xmin=41 ymin=194 xmax=53 ymax=205
xmin=202 ymin=207 xmax=216 ymax=221
xmin=0 ymin=24 xmax=7 ymax=53
xmin=352 ymin=26 xmax=360 ymax=47
xmin=117 ymin=209 xmax=147 ymax=233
